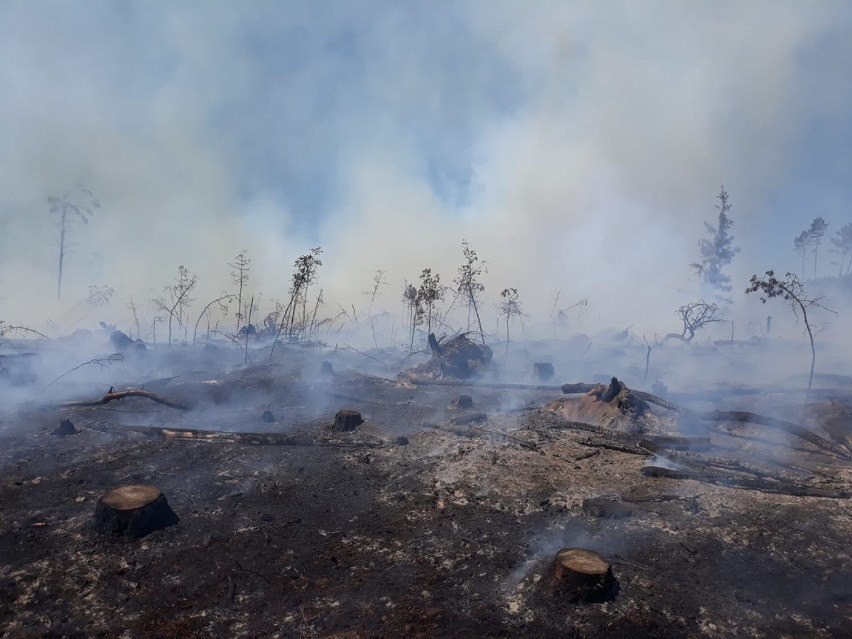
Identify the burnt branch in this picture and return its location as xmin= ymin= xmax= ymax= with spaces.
xmin=61 ymin=388 xmax=189 ymax=410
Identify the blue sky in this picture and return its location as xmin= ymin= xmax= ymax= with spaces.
xmin=2 ymin=1 xmax=852 ymax=330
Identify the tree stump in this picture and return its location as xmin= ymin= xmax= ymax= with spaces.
xmin=53 ymin=419 xmax=77 ymax=437
xmin=533 ymin=363 xmax=555 ymax=381
xmin=94 ymin=485 xmax=179 ymax=538
xmin=553 ymin=548 xmax=615 ymax=602
xmin=451 ymin=394 xmax=474 ymax=409
xmin=582 ymin=498 xmax=634 ymax=520
xmin=333 ymin=409 xmax=364 ymax=432
xmin=320 ymin=361 xmax=334 ymax=375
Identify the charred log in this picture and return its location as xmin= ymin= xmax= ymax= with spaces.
xmin=701 ymin=410 xmax=852 ymax=460
xmin=450 ymin=395 xmax=474 ymax=409
xmin=642 ymin=465 xmax=850 ymax=498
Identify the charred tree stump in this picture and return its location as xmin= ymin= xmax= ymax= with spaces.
xmin=94 ymin=485 xmax=179 ymax=538
xmin=52 ymin=419 xmax=77 ymax=437
xmin=533 ymin=363 xmax=555 ymax=381
xmin=553 ymin=548 xmax=616 ymax=602
xmin=333 ymin=409 xmax=364 ymax=432
xmin=451 ymin=394 xmax=474 ymax=409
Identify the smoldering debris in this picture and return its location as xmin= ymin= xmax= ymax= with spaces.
xmin=0 ymin=335 xmax=850 ymax=638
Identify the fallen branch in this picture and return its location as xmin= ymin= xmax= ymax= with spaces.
xmin=578 ymin=440 xmax=651 ymax=456
xmin=412 ymin=379 xmax=562 ymax=392
xmin=85 ymin=422 xmax=383 ymax=448
xmin=61 ymin=388 xmax=189 ymax=410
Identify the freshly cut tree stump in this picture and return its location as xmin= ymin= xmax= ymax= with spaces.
xmin=333 ymin=409 xmax=364 ymax=432
xmin=553 ymin=548 xmax=615 ymax=602
xmin=94 ymin=485 xmax=179 ymax=538
xmin=533 ymin=363 xmax=555 ymax=381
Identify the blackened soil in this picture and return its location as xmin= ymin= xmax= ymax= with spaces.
xmin=0 ymin=366 xmax=850 ymax=638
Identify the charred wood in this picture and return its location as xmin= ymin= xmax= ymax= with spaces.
xmin=643 ymin=466 xmax=849 ymax=498
xmin=701 ymin=410 xmax=852 ymax=460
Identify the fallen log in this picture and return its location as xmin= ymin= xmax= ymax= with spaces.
xmin=411 ymin=379 xmax=562 ymax=392
xmin=449 ymin=412 xmax=487 ymax=426
xmin=61 ymin=388 xmax=189 ymax=410
xmin=85 ymin=423 xmax=382 ymax=448
xmin=577 ymin=440 xmax=651 ymax=456
xmin=642 ymin=465 xmax=849 ymax=498
xmin=701 ymin=410 xmax=852 ymax=461
xmin=638 ymin=435 xmax=711 ymax=451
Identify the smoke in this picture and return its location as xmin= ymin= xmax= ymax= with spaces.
xmin=2 ymin=1 xmax=851 ymax=340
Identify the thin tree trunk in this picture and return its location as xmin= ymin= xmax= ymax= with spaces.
xmin=471 ymin=294 xmax=485 ymax=344
xmin=800 ymin=302 xmax=815 ymax=398
xmin=505 ymin=313 xmax=510 ymax=353
xmin=57 ymin=211 xmax=67 ymax=300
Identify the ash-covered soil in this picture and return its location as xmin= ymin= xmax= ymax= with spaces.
xmin=0 ymin=341 xmax=850 ymax=638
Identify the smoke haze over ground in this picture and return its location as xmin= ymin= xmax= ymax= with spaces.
xmin=2 ymin=1 xmax=852 ymax=341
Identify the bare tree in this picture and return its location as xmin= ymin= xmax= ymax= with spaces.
xmin=48 ymin=185 xmax=100 ymax=300
xmin=497 ymin=288 xmax=525 ymax=353
xmin=454 ymin=240 xmax=487 ymax=344
xmin=664 ymin=301 xmax=723 ymax=343
xmin=229 ymin=250 xmax=251 ymax=332
xmin=746 ymin=271 xmax=836 ymax=396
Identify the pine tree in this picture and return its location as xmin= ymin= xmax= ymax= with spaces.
xmin=830 ymin=223 xmax=852 ymax=277
xmin=690 ymin=187 xmax=740 ymax=302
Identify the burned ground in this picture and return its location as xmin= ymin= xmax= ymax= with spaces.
xmin=0 ymin=341 xmax=850 ymax=638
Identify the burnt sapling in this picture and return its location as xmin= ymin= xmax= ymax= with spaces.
xmin=229 ymin=250 xmax=251 ymax=332
xmin=454 ymin=240 xmax=487 ymax=344
xmin=154 ymin=265 xmax=198 ymax=346
xmin=664 ymin=301 xmax=723 ymax=344
xmin=497 ymin=288 xmax=526 ymax=353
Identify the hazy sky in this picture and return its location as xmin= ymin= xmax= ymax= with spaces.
xmin=2 ymin=1 xmax=851 ymax=334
